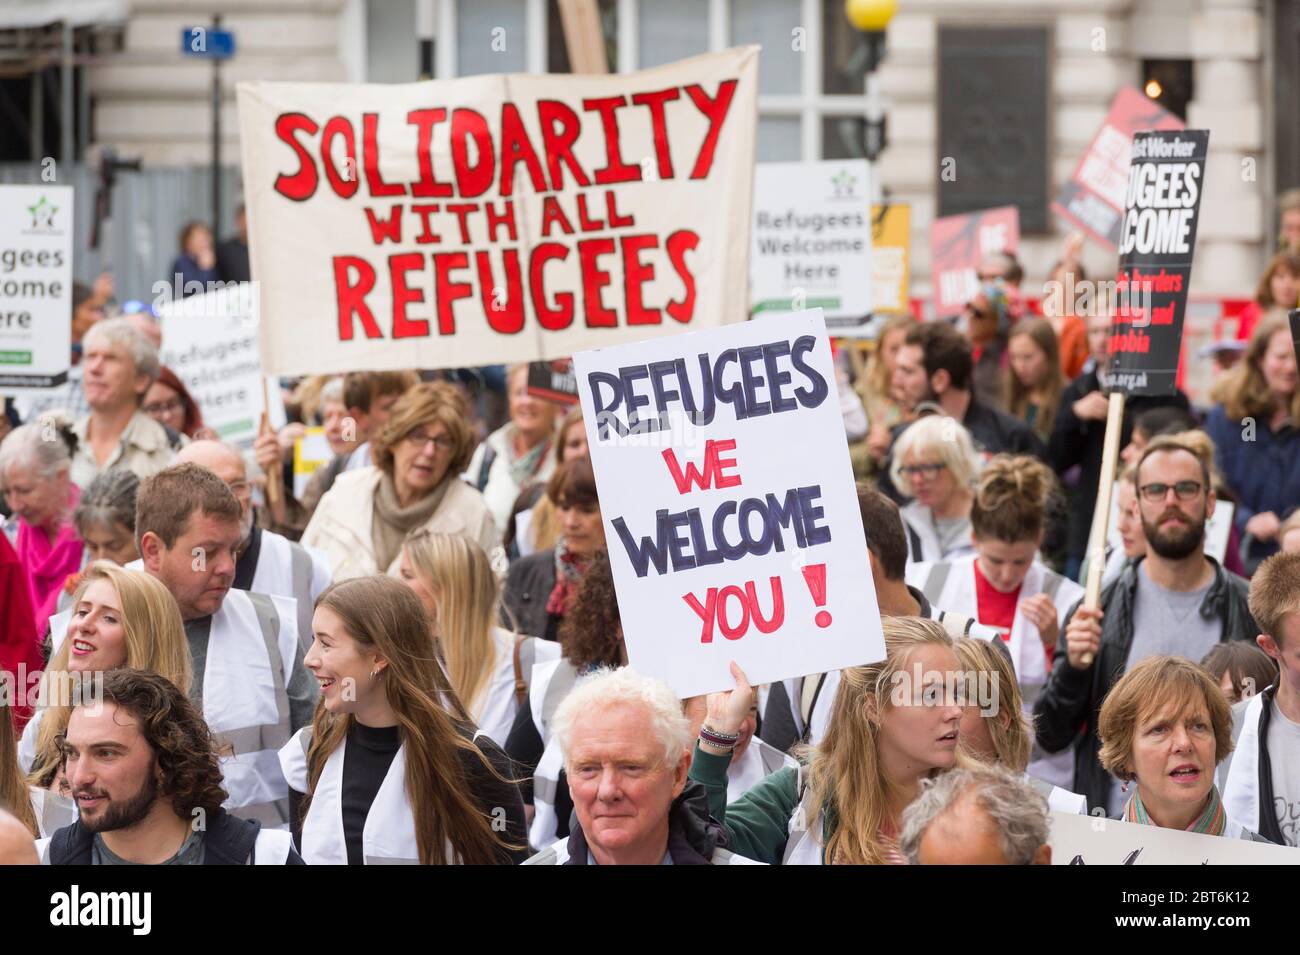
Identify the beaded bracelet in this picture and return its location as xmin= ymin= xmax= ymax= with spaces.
xmin=699 ymin=724 xmax=740 ymax=749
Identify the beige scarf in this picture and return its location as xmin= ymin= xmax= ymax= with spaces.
xmin=371 ymin=471 xmax=453 ymax=572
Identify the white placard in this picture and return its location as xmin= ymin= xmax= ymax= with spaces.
xmin=750 ymin=160 xmax=871 ymax=330
xmin=1050 ymin=810 xmax=1299 ymax=864
xmin=0 ymin=185 xmax=73 ymax=397
xmin=573 ymin=309 xmax=884 ymax=698
xmin=158 ymin=283 xmax=286 ymax=446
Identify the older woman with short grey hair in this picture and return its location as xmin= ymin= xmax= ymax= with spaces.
xmin=524 ymin=667 xmax=759 ymax=866
xmin=889 ymin=414 xmax=982 ymax=563
xmin=899 ymin=764 xmax=1051 ymax=865
xmin=0 ymin=416 xmax=82 ymax=639
xmin=70 ymin=317 xmax=175 ymax=489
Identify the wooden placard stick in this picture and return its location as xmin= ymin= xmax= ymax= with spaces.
xmin=260 ymin=378 xmax=282 ymax=508
xmin=1080 ymin=390 xmax=1126 ymax=665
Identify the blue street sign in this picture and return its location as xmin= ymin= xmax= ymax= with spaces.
xmin=181 ymin=27 xmax=236 ymax=59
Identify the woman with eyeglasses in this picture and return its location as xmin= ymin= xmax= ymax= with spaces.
xmin=889 ymin=414 xmax=981 ymax=564
xmin=142 ymin=366 xmax=216 ymax=442
xmin=303 ymin=382 xmax=501 ymax=581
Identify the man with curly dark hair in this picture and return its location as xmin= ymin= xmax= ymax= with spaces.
xmin=37 ymin=669 xmax=303 ymax=865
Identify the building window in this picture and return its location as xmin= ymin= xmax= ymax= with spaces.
xmin=430 ymin=0 xmax=883 ymax=165
xmin=1141 ymin=59 xmax=1194 ymax=121
xmin=638 ymin=0 xmax=706 ymax=69
xmin=730 ymin=0 xmax=803 ymax=95
xmin=937 ymin=25 xmax=1050 ymax=233
xmin=457 ymin=0 xmax=529 ymax=75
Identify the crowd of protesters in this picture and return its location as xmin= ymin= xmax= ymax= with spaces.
xmin=1 ymin=200 xmax=1299 ymax=867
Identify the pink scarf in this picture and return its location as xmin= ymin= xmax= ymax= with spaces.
xmin=16 ymin=486 xmax=83 ymax=639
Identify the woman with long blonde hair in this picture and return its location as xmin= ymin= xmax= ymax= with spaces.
xmin=22 ymin=561 xmax=191 ymax=791
xmin=952 ymin=637 xmax=1086 ymax=813
xmin=278 ymin=575 xmax=527 ymax=865
xmin=398 ymin=529 xmax=559 ymax=745
xmin=689 ymin=616 xmax=966 ymax=864
xmin=905 ymin=454 xmax=1081 ymax=786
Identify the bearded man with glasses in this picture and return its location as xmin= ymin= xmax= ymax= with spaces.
xmin=1034 ymin=435 xmax=1258 ymax=815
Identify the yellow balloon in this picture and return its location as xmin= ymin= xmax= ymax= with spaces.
xmin=845 ymin=0 xmax=898 ymax=32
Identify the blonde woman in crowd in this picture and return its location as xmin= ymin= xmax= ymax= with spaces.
xmin=398 ymin=529 xmax=559 ymax=746
xmin=689 ymin=616 xmax=968 ymax=864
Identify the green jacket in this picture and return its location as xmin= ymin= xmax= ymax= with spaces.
xmin=689 ymin=744 xmax=808 ymax=865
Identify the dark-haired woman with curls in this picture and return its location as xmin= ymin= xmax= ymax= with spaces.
xmin=505 ymin=551 xmax=626 ymax=851
xmin=906 ymin=454 xmax=1083 ymax=788
xmin=279 ymin=576 xmax=528 ymax=864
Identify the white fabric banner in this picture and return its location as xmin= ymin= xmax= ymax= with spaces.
xmin=573 ymin=309 xmax=885 ymax=698
xmin=236 ymin=48 xmax=758 ymax=376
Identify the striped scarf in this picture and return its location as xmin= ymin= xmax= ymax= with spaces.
xmin=1123 ymin=785 xmax=1227 ymax=836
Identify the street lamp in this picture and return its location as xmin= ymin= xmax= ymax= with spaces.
xmin=845 ymin=0 xmax=897 ymax=202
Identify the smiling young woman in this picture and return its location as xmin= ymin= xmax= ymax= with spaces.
xmin=280 ymin=575 xmax=527 ymax=865
xmin=23 ymin=562 xmax=190 ymax=797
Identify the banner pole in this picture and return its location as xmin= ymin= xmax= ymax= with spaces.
xmin=261 ymin=378 xmax=282 ymax=509
xmin=1080 ymin=390 xmax=1126 ymax=665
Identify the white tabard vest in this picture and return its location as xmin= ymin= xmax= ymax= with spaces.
xmin=1222 ymin=690 xmax=1266 ymax=834
xmin=203 ymin=589 xmax=300 ymax=826
xmin=1024 ymin=774 xmax=1088 ymax=814
xmin=29 ymin=785 xmax=77 ymax=838
xmin=906 ymin=554 xmax=1083 ymax=789
xmin=781 ymin=768 xmax=824 ymax=866
xmin=727 ymin=737 xmax=798 ymax=804
xmin=900 ymin=501 xmax=976 ymax=565
xmin=18 ymin=708 xmax=46 ymax=774
xmin=279 ymin=726 xmax=422 ymax=865
xmin=528 ymin=657 xmax=581 ymax=851
xmin=247 ymin=529 xmax=332 ymax=652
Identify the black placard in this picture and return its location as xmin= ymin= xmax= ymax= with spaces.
xmin=1108 ymin=129 xmax=1210 ymax=396
xmin=526 ymin=358 xmax=578 ymax=404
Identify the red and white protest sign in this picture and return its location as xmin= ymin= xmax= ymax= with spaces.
xmin=573 ymin=309 xmax=884 ymax=698
xmin=1052 ymin=87 xmax=1183 ymax=249
xmin=236 ymin=48 xmax=758 ymax=376
xmin=929 ymin=206 xmax=1019 ymax=317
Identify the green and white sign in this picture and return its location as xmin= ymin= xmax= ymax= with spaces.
xmin=0 ymin=185 xmax=73 ymax=396
xmin=750 ymin=160 xmax=871 ymax=331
